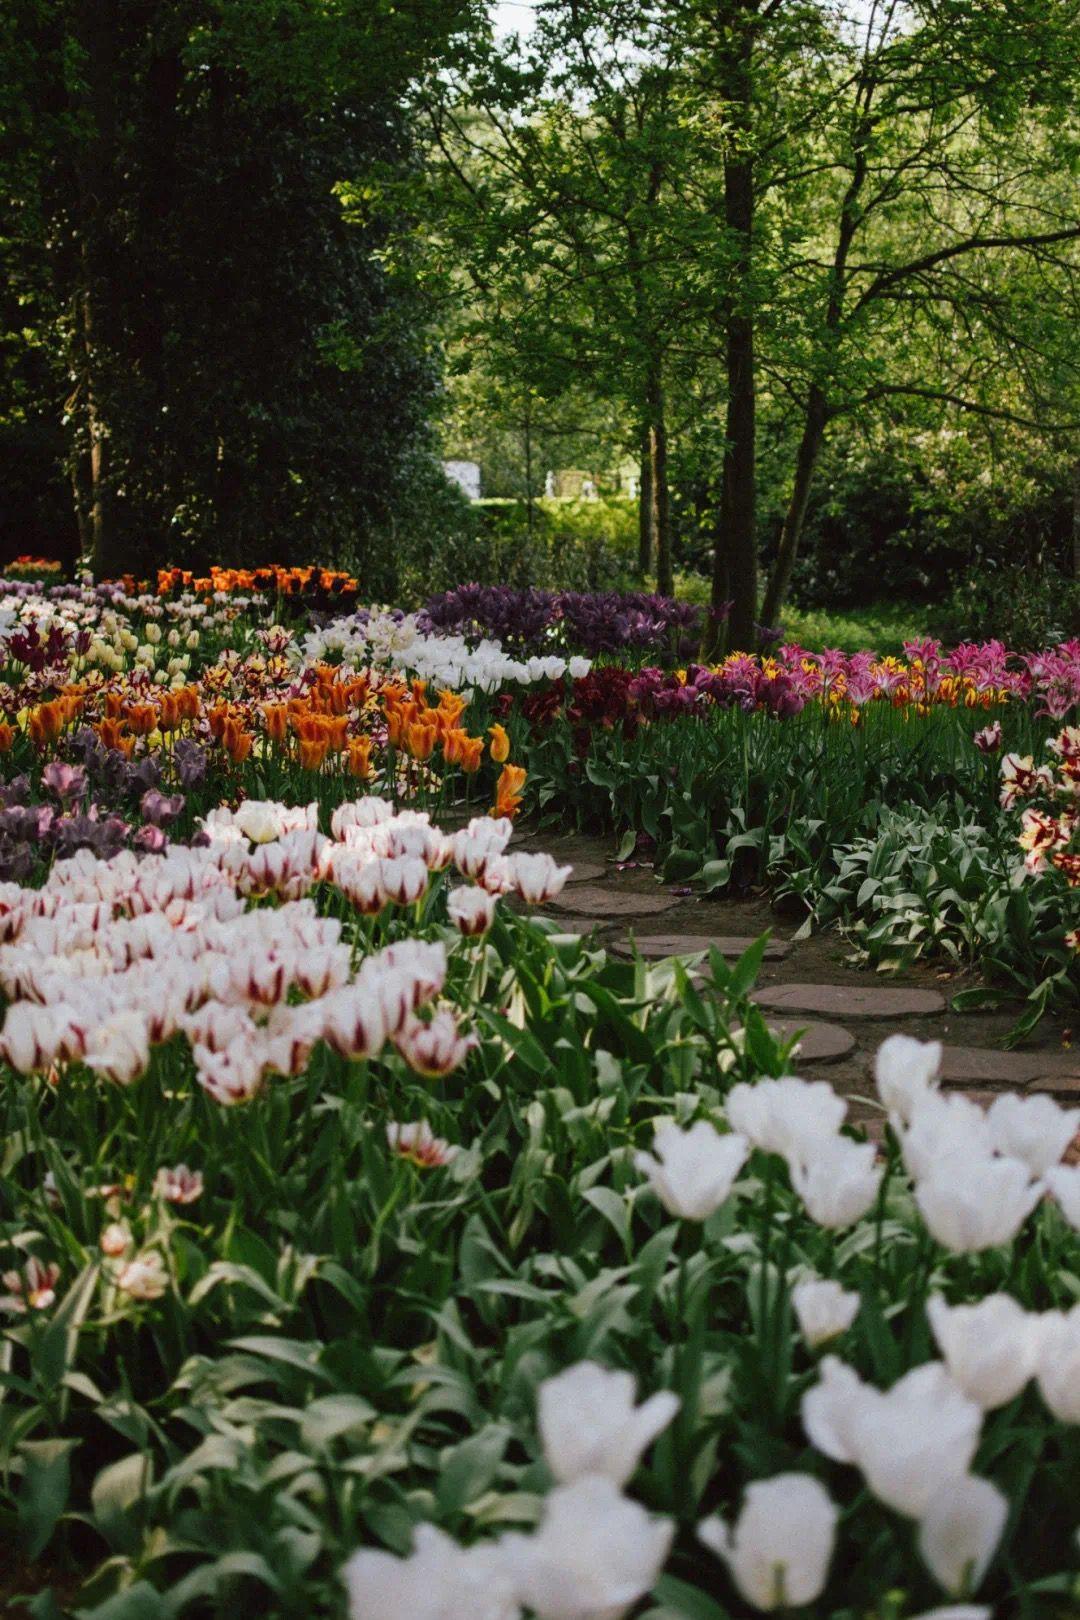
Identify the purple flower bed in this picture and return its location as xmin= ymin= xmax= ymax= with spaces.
xmin=419 ymin=585 xmax=707 ymax=657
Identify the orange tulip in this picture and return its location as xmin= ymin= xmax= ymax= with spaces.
xmin=492 ymin=763 xmax=527 ymax=818
xmin=458 ymin=736 xmax=485 ymax=774
xmin=176 ymin=686 xmax=201 ymax=721
xmin=29 ymin=701 xmax=66 ymax=746
xmin=299 ymin=736 xmax=330 ymax=770
xmin=405 ymin=721 xmax=438 ymax=761
xmin=0 ymin=722 xmax=14 ymax=753
xmin=488 ymin=723 xmax=510 ymax=763
xmin=222 ymin=720 xmax=253 ymax=764
xmin=263 ymin=703 xmax=290 ymax=744
xmin=95 ymin=717 xmax=135 ymax=757
xmin=443 ymin=727 xmax=466 ymax=765
xmin=125 ymin=703 xmax=158 ymax=737
xmin=346 ymin=736 xmax=373 ymax=779
xmin=157 ymin=692 xmax=181 ymax=731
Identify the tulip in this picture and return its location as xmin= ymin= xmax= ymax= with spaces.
xmin=506 ymin=852 xmax=574 ymax=904
xmin=84 ymin=1010 xmax=151 ymax=1086
xmin=726 ymin=1077 xmax=846 ymax=1162
xmin=342 ymin=1524 xmax=519 ymax=1620
xmin=395 ymin=1009 xmax=476 ymax=1077
xmin=635 ymin=1119 xmax=748 ymax=1221
xmin=100 ymin=1222 xmax=131 ymax=1257
xmin=379 ymin=855 xmax=429 ymax=907
xmin=193 ymin=1039 xmax=266 ymax=1106
xmin=0 ymin=1257 xmax=60 ymax=1314
xmin=789 ymin=1136 xmax=882 ymax=1229
xmin=453 ymin=817 xmax=514 ymax=880
xmin=116 ymin=1250 xmax=169 ymax=1300
xmin=336 ymin=857 xmax=388 ymax=916
xmin=447 ymin=885 xmax=497 ymax=937
xmin=500 ymin=1474 xmax=674 ymax=1620
xmin=322 ymin=987 xmax=390 ymax=1062
xmin=792 ymin=1278 xmax=860 ymax=1349
xmin=874 ymin=1033 xmax=942 ymax=1122
xmin=908 ymin=1609 xmax=990 ymax=1620
xmin=386 ymin=1120 xmax=459 ymax=1169
xmin=915 ymin=1156 xmax=1042 ymax=1253
xmin=926 ymin=1293 xmax=1043 ymax=1409
xmin=986 ymin=1092 xmax=1080 ymax=1177
xmin=492 ymin=763 xmax=527 ymax=819
xmin=1035 ymin=1304 xmax=1080 ymax=1422
xmin=1045 ymin=1163 xmax=1080 ymax=1230
xmin=154 ymin=1165 xmax=204 ymax=1205
xmin=331 ymin=797 xmax=394 ymax=838
xmin=488 ymin=722 xmax=511 ymax=762
xmin=918 ymin=1475 xmax=1007 ymax=1597
xmin=802 ymin=1358 xmax=981 ymax=1518
xmin=698 ymin=1474 xmax=837 ymax=1611
xmin=537 ymin=1362 xmax=679 ymax=1488
xmin=900 ymin=1093 xmax=993 ymax=1181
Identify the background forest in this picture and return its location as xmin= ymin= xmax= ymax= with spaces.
xmin=2 ymin=0 xmax=1080 ymax=647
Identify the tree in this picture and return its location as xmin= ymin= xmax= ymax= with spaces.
xmin=1 ymin=0 xmax=480 ymax=577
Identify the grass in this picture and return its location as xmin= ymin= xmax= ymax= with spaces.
xmin=672 ymin=571 xmax=927 ymax=654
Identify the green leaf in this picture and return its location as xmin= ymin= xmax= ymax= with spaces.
xmin=651 ymin=1574 xmax=733 ymax=1619
xmin=435 ymin=1424 xmax=511 ymax=1515
xmin=17 ymin=1438 xmax=78 ymax=1560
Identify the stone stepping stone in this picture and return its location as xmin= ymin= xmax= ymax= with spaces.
xmin=939 ymin=1046 xmax=1056 ymax=1087
xmin=612 ymin=933 xmax=790 ymax=962
xmin=1029 ymin=1073 xmax=1080 ymax=1096
xmin=737 ymin=1016 xmax=856 ymax=1064
xmin=753 ymin=983 xmax=945 ymax=1020
xmin=548 ymin=885 xmax=680 ymax=920
xmin=564 ymin=861 xmax=609 ymax=885
xmin=534 ymin=914 xmax=606 ymax=936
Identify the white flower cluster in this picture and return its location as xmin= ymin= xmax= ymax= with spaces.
xmin=343 ymin=1361 xmax=678 ymax=1620
xmin=294 ymin=612 xmax=591 ymax=692
xmin=0 ymin=800 xmax=573 ymax=1104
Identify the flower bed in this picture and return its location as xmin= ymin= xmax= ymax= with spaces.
xmin=1 ymin=800 xmax=1079 ymax=1616
xmin=0 ymin=572 xmax=1079 ymax=1615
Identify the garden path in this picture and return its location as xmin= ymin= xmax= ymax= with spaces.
xmin=509 ymin=826 xmax=1080 ymax=1136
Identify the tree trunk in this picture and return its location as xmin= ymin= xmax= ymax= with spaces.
xmin=710 ymin=5 xmax=757 ymax=654
xmin=759 ymin=386 xmax=828 ymax=629
xmin=637 ymin=424 xmax=653 ymax=577
xmin=1072 ymin=456 xmax=1080 ymax=580
xmin=646 ymin=372 xmax=672 ymax=595
xmin=73 ymin=0 xmax=119 ymax=577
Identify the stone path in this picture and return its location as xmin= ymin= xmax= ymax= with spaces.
xmin=511 ymin=825 xmax=1080 ymax=1124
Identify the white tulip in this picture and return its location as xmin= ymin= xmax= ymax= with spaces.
xmin=726 ymin=1077 xmax=846 ymax=1161
xmin=1036 ymin=1304 xmax=1080 ymax=1422
xmin=907 ymin=1609 xmax=991 ymax=1620
xmin=789 ymin=1137 xmax=882 ymax=1229
xmin=874 ymin=1034 xmax=942 ymax=1122
xmin=506 ymin=852 xmax=574 ymax=904
xmin=698 ymin=1473 xmax=836 ymax=1611
xmin=792 ymin=1279 xmax=860 ymax=1349
xmin=802 ymin=1358 xmax=981 ymax=1518
xmin=926 ymin=1293 xmax=1043 ymax=1409
xmin=918 ymin=1474 xmax=1007 ymax=1597
xmin=342 ymin=1523 xmax=519 ymax=1620
xmin=1045 ymin=1163 xmax=1080 ymax=1230
xmin=500 ymin=1474 xmax=673 ymax=1620
xmin=916 ymin=1156 xmax=1042 ymax=1253
xmin=900 ymin=1093 xmax=994 ymax=1181
xmin=84 ymin=1010 xmax=151 ymax=1086
xmin=538 ymin=1362 xmax=679 ymax=1487
xmin=635 ymin=1119 xmax=748 ymax=1221
xmin=447 ymin=885 xmax=497 ymax=937
xmin=986 ymin=1092 xmax=1080 ymax=1176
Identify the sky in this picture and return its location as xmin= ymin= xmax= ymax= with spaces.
xmin=492 ymin=0 xmax=537 ymax=38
